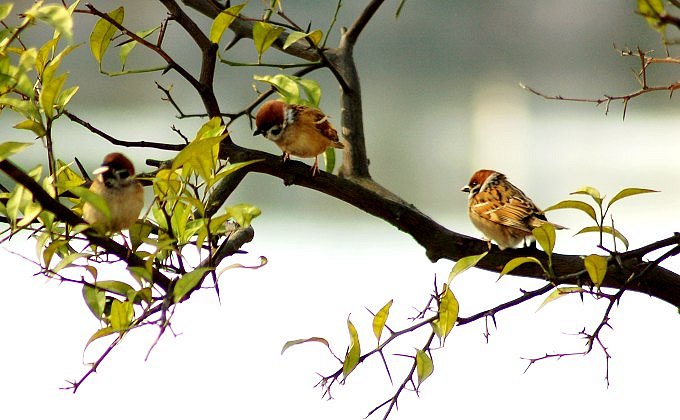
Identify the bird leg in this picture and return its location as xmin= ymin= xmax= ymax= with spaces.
xmin=311 ymin=156 xmax=320 ymax=176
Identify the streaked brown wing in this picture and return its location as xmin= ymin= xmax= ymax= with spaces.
xmin=294 ymin=105 xmax=339 ymax=142
xmin=470 ymin=191 xmax=537 ymax=233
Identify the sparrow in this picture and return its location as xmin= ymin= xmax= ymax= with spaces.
xmin=461 ymin=169 xmax=564 ymax=250
xmin=82 ymin=153 xmax=144 ymax=233
xmin=253 ymin=100 xmax=344 ymax=175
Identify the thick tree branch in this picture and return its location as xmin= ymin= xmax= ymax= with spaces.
xmin=0 ymin=159 xmax=174 ymax=292
xmin=218 ymin=143 xmax=680 ymax=308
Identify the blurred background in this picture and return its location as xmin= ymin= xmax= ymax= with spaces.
xmin=1 ymin=1 xmax=679 ymax=419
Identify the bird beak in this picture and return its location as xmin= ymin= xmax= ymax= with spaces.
xmin=461 ymin=185 xmax=470 ymax=193
xmin=253 ymin=128 xmax=262 ymax=136
xmin=92 ymin=165 xmax=110 ymax=175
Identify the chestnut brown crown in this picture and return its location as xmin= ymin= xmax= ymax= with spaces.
xmin=94 ymin=153 xmax=137 ymax=188
xmin=253 ymin=100 xmax=286 ymax=137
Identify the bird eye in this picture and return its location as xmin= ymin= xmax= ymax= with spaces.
xmin=269 ymin=126 xmax=281 ymax=136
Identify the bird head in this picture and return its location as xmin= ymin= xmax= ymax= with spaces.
xmin=93 ymin=153 xmax=136 ymax=189
xmin=253 ymin=100 xmax=287 ymax=141
xmin=461 ymin=169 xmax=501 ymax=195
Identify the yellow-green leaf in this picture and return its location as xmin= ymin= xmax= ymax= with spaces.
xmin=14 ymin=119 xmax=46 ymax=137
xmin=16 ymin=201 xmax=41 ymax=227
xmin=342 ymin=318 xmax=361 ymax=380
xmin=172 ymin=134 xmax=227 ymax=180
xmin=90 ymin=7 xmax=124 ymax=65
xmin=448 ymin=252 xmax=487 ymax=284
xmin=0 ymin=141 xmax=31 ymax=161
xmin=224 ymin=203 xmax=261 ymax=228
xmin=209 ymin=3 xmax=246 ymax=44
xmin=574 ymin=225 xmax=630 ymax=250
xmin=372 ymin=299 xmax=393 ymax=342
xmin=120 ymin=26 xmax=159 ymax=70
xmin=584 ymin=254 xmax=608 ymax=288
xmin=72 ymin=185 xmax=110 ymax=223
xmin=280 ymin=337 xmax=330 ymax=355
xmin=82 ymin=284 xmax=106 ymax=319
xmin=536 ymin=286 xmax=585 ymax=311
xmin=39 ymin=72 xmax=67 ymax=118
xmin=32 ymin=4 xmax=74 ymax=41
xmin=0 ymin=3 xmax=13 ymax=21
xmin=96 ymin=280 xmax=135 ymax=298
xmin=415 ymin=349 xmax=434 ymax=385
xmin=208 ymin=158 xmax=264 ymax=188
xmin=52 ymin=252 xmax=86 ymax=273
xmin=109 ymin=299 xmax=133 ymax=331
xmin=544 ymin=199 xmax=597 ymax=223
xmin=173 ymin=267 xmax=213 ymax=302
xmin=84 ymin=326 xmax=116 ymax=351
xmin=283 ymin=29 xmax=322 ymax=49
xmin=638 ymin=0 xmax=666 ymax=31
xmin=431 ymin=284 xmax=458 ymax=341
xmin=252 ymin=22 xmax=284 ymax=61
xmin=571 ymin=186 xmax=602 ymax=206
xmin=607 ymin=187 xmax=658 ymax=209
xmin=498 ymin=256 xmax=544 ymax=280
xmin=533 ymin=224 xmax=556 ymax=256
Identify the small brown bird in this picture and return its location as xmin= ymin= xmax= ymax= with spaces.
xmin=83 ymin=153 xmax=144 ymax=233
xmin=253 ymin=100 xmax=344 ymax=175
xmin=461 ymin=169 xmax=564 ymax=250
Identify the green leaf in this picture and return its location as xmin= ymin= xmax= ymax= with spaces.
xmin=283 ymin=29 xmax=322 ymax=49
xmin=173 ymin=267 xmax=213 ymax=302
xmin=571 ymin=186 xmax=602 ymax=206
xmin=119 ymin=26 xmax=159 ymax=70
xmin=252 ymin=22 xmax=284 ymax=61
xmin=109 ymin=299 xmax=133 ymax=331
xmin=254 ymin=74 xmax=299 ymax=101
xmin=447 ymin=252 xmax=487 ymax=284
xmin=280 ymin=337 xmax=330 ymax=355
xmin=544 ymin=199 xmax=597 ymax=223
xmin=0 ymin=3 xmax=13 ymax=21
xmin=90 ymin=7 xmax=124 ymax=65
xmin=209 ymin=3 xmax=246 ymax=44
xmin=82 ymin=284 xmax=106 ymax=319
xmin=498 ymin=256 xmax=544 ymax=280
xmin=323 ymin=147 xmax=335 ymax=173
xmin=342 ymin=318 xmax=361 ymax=380
xmin=431 ymin=284 xmax=458 ymax=341
xmin=584 ymin=254 xmax=608 ymax=288
xmin=532 ymin=224 xmax=556 ymax=256
xmin=0 ymin=141 xmax=31 ymax=161
xmin=574 ymin=226 xmax=630 ymax=250
xmin=297 ymin=78 xmax=322 ymax=107
xmin=224 ymin=203 xmax=261 ymax=228
xmin=372 ymin=299 xmax=393 ymax=342
xmin=415 ymin=349 xmax=434 ymax=385
xmin=536 ymin=286 xmax=585 ymax=311
xmin=607 ymin=187 xmax=658 ymax=210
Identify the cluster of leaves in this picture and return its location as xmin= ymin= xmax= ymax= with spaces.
xmin=0 ymin=2 xmax=265 ymax=389
xmin=0 ymin=2 xmax=78 ymax=139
